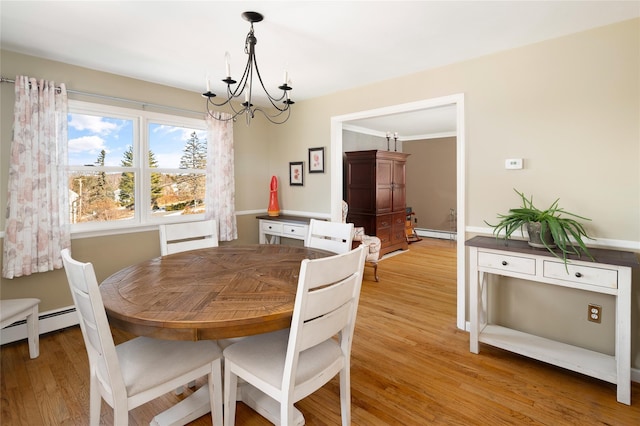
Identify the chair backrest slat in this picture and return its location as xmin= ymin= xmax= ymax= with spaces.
xmin=159 ymin=220 xmax=218 ymax=256
xmin=304 ymin=218 xmax=354 ymax=254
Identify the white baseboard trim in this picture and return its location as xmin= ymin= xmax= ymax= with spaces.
xmin=416 ymin=228 xmax=457 ymax=240
xmin=0 ymin=305 xmax=78 ymax=345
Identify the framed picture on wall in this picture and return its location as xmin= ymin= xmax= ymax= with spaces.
xmin=289 ymin=161 xmax=304 ymax=186
xmin=308 ymin=147 xmax=325 ymax=173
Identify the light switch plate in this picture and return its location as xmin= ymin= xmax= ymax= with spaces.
xmin=505 ymin=158 xmax=523 ymax=169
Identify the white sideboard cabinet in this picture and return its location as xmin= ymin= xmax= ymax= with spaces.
xmin=466 ymin=236 xmax=639 ymax=405
xmin=256 ymin=215 xmax=313 ymax=244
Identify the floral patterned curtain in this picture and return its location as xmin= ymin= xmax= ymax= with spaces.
xmin=205 ymin=113 xmax=237 ymax=241
xmin=2 ymin=76 xmax=70 ymax=279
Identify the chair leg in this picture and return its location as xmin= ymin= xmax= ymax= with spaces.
xmin=366 ymin=262 xmax=379 ymax=282
xmin=210 ymin=359 xmax=223 ymax=426
xmin=26 ymin=305 xmax=39 ymax=358
xmin=89 ymin=374 xmax=101 ymax=426
xmin=339 ymin=366 xmax=351 ymax=426
xmin=224 ymin=367 xmax=238 ymax=426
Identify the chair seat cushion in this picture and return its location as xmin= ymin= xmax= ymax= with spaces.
xmin=103 ymin=337 xmax=221 ymax=397
xmin=223 ymin=329 xmax=343 ymax=392
xmin=352 ymin=228 xmax=381 ymax=262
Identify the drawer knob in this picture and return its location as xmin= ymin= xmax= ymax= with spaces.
xmin=575 ymin=272 xmax=582 ymax=278
xmin=501 ymin=261 xmax=508 ymax=266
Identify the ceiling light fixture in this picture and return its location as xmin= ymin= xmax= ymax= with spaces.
xmin=202 ymin=11 xmax=294 ymax=125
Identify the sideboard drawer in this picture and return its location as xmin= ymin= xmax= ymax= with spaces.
xmin=478 ymin=252 xmax=536 ymax=275
xmin=283 ymin=224 xmax=307 ymax=239
xmin=543 ymin=261 xmax=618 ymax=289
xmin=261 ymin=221 xmax=283 ymax=234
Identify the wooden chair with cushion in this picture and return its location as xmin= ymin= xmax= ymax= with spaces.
xmin=61 ymin=249 xmax=223 ymax=426
xmin=0 ymin=298 xmax=40 ymax=358
xmin=304 ymin=218 xmax=354 ymax=254
xmin=159 ymin=219 xmax=218 ymax=256
xmin=223 ymin=245 xmax=367 ymax=426
xmin=342 ymin=200 xmax=381 ymax=281
xmin=353 ymin=227 xmax=381 ymax=282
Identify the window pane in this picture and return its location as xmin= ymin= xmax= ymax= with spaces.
xmin=68 ymin=113 xmax=134 ymax=166
xmin=69 ymin=171 xmax=135 ymax=223
xmin=151 ymin=172 xmax=206 ymax=216
xmin=149 ymin=123 xmax=207 ymax=169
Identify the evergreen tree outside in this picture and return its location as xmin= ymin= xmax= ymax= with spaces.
xmin=119 ymin=145 xmax=135 ymax=208
xmin=180 ymin=132 xmax=207 ymax=169
xmin=178 ymin=132 xmax=207 ymax=207
xmin=119 ymin=146 xmax=162 ymax=209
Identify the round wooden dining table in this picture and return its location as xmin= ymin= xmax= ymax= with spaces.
xmin=101 ymin=244 xmax=335 ymax=426
xmin=101 ymin=244 xmax=332 ymax=342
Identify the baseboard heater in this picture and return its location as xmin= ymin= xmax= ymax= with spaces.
xmin=0 ymin=305 xmax=79 ymax=345
xmin=415 ymin=228 xmax=457 ymax=240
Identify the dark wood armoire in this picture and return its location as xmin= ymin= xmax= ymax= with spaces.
xmin=345 ymin=150 xmax=409 ymax=256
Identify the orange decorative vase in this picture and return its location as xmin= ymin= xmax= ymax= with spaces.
xmin=267 ymin=176 xmax=280 ymax=216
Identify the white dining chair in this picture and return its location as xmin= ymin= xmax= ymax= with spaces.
xmin=159 ymin=218 xmax=222 ymax=394
xmin=304 ymin=218 xmax=354 ymax=254
xmin=159 ymin=219 xmax=218 ymax=256
xmin=61 ymin=249 xmax=223 ymax=426
xmin=223 ymin=245 xmax=367 ymax=426
xmin=0 ymin=298 xmax=40 ymax=358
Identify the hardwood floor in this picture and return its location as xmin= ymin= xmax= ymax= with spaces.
xmin=2 ymin=238 xmax=638 ymax=425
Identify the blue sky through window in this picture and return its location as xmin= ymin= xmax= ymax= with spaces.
xmin=68 ymin=113 xmax=207 ymax=168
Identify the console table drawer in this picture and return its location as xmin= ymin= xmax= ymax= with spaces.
xmin=543 ymin=261 xmax=618 ymax=289
xmin=478 ymin=252 xmax=535 ymax=275
xmin=283 ymin=224 xmax=307 ymax=238
xmin=261 ymin=221 xmax=283 ymax=234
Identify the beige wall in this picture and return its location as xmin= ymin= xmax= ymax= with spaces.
xmin=404 ymin=137 xmax=457 ymax=231
xmin=277 ymin=19 xmax=640 ymax=367
xmin=1 ymin=19 xmax=639 ymax=367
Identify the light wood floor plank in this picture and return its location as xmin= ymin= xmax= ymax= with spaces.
xmin=1 ymin=238 xmax=638 ymax=425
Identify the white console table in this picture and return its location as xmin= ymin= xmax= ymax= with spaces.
xmin=257 ymin=215 xmax=313 ymax=244
xmin=467 ymin=236 xmax=639 ymax=405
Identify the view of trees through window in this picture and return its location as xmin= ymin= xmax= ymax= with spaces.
xmin=68 ymin=106 xmax=207 ymax=226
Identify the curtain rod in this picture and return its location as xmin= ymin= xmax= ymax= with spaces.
xmin=0 ymin=76 xmax=204 ymax=117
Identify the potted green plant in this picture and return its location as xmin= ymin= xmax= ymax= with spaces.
xmin=485 ymin=189 xmax=595 ymax=266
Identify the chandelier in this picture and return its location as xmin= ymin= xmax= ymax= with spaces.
xmin=202 ymin=11 xmax=294 ymax=125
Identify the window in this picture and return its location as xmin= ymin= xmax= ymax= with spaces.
xmin=68 ymin=101 xmax=207 ymax=233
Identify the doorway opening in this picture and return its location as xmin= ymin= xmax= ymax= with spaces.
xmin=330 ymin=94 xmax=466 ymax=330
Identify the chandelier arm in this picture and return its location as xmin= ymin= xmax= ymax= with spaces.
xmin=253 ymin=106 xmax=291 ymax=124
xmin=205 ymin=99 xmax=239 ymax=121
xmin=228 ymin=58 xmax=253 ymax=99
xmin=251 ymin=53 xmax=290 ymax=105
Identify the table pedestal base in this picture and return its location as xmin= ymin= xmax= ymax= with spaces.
xmin=150 ymin=383 xmax=305 ymax=426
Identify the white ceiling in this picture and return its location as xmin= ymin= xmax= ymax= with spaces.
xmin=2 ymin=1 xmax=638 ymax=136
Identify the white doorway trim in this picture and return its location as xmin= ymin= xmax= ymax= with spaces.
xmin=330 ymin=93 xmax=466 ymax=330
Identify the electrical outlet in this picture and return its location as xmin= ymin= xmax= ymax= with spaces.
xmin=588 ymin=304 xmax=602 ymax=323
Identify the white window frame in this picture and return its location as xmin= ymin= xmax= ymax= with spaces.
xmin=68 ymin=100 xmax=207 ymax=237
